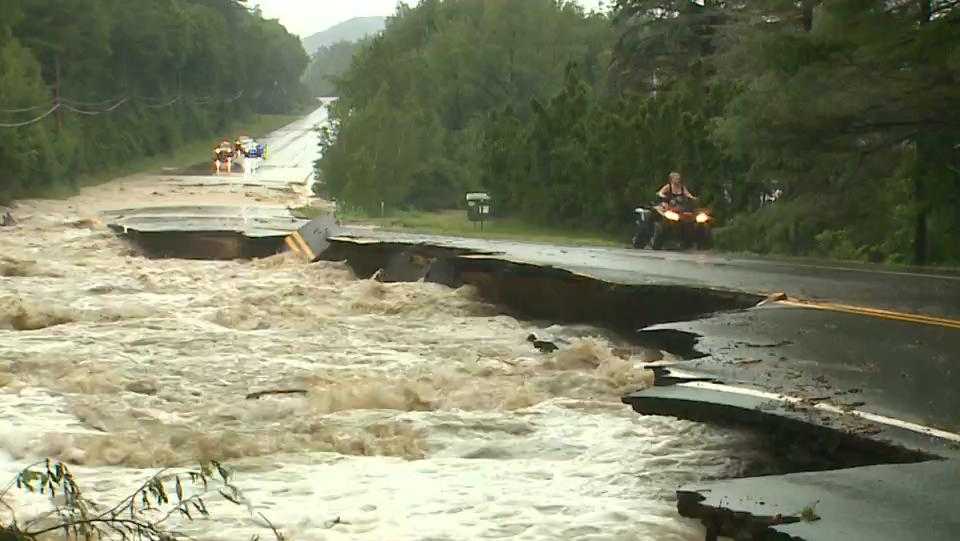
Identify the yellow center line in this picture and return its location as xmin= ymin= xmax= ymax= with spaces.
xmin=291 ymin=231 xmax=316 ymax=261
xmin=776 ymin=299 xmax=960 ymax=330
xmin=284 ymin=235 xmax=302 ymax=256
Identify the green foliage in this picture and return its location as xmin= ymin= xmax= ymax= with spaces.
xmin=303 ymin=40 xmax=366 ymax=97
xmin=1 ymin=459 xmax=282 ymax=541
xmin=317 ymin=0 xmax=614 ymax=213
xmin=319 ymin=0 xmax=959 ymax=264
xmin=0 ymin=38 xmax=59 ymax=197
xmin=714 ymin=196 xmax=827 ymax=256
xmin=339 ymin=208 xmax=621 ymax=247
xmin=0 ymin=0 xmax=309 ymax=202
xmin=480 ymin=67 xmax=740 ymax=229
xmin=712 ymin=0 xmax=960 ymax=264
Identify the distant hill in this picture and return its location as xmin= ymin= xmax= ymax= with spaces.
xmin=302 ymin=16 xmax=386 ymax=55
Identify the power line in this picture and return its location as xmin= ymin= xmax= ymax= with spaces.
xmin=61 ymin=96 xmax=127 ymax=107
xmin=141 ymin=96 xmax=181 ymax=109
xmin=0 ymin=89 xmax=253 ymax=128
xmin=0 ymin=104 xmax=60 ymax=128
xmin=60 ymin=97 xmax=130 ymax=115
xmin=2 ymin=89 xmax=252 ymax=109
xmin=0 ymin=104 xmax=49 ymax=114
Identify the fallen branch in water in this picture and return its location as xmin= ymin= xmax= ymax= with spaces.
xmin=245 ymin=389 xmax=309 ymax=400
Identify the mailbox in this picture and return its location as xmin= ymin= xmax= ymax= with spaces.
xmin=466 ymin=192 xmax=493 ymax=223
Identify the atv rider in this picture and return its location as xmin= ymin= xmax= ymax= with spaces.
xmin=657 ymin=172 xmax=697 ymax=208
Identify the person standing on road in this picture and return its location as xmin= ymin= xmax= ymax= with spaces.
xmin=213 ymin=145 xmax=226 ymax=174
xmin=213 ymin=141 xmax=235 ymax=174
xmin=657 ymin=172 xmax=696 ymax=206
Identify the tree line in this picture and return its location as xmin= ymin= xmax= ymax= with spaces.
xmin=303 ymin=40 xmax=368 ymax=98
xmin=0 ymin=0 xmax=310 ymax=202
xmin=317 ymin=0 xmax=959 ymax=264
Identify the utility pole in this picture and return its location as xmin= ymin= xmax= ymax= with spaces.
xmin=54 ymin=55 xmax=63 ymax=131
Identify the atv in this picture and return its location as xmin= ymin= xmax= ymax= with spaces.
xmin=632 ymin=198 xmax=713 ymax=250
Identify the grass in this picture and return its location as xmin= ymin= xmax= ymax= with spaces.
xmin=337 ymin=208 xmax=624 ymax=247
xmin=800 ymin=502 xmax=821 ymax=522
xmin=29 ymin=113 xmax=302 ymax=200
xmin=290 ymin=204 xmax=330 ymax=220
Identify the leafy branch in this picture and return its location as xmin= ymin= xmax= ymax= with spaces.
xmin=1 ymin=459 xmax=283 ymax=541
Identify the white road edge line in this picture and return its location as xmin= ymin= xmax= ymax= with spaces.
xmin=770 ymin=261 xmax=960 ymax=282
xmin=676 ymin=380 xmax=960 ymax=444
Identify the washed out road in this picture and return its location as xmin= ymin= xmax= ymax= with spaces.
xmin=339 ymin=230 xmax=960 ymax=438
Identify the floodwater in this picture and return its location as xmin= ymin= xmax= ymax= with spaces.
xmin=0 ymin=112 xmax=761 ymax=541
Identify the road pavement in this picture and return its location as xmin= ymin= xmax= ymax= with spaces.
xmin=341 ymin=230 xmax=960 ymax=318
xmin=101 ymin=102 xmax=331 ymax=238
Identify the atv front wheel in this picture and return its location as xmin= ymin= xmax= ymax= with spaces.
xmin=632 ymin=222 xmax=653 ymax=249
xmin=695 ymin=226 xmax=713 ymax=250
xmin=650 ymin=222 xmax=665 ymax=250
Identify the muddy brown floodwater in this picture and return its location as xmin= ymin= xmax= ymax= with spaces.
xmin=0 ymin=191 xmax=764 ymax=540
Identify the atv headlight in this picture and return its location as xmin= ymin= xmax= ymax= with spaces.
xmin=664 ymin=210 xmax=681 ymax=221
xmin=696 ymin=212 xmax=710 ymax=224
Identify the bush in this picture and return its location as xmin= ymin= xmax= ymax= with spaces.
xmin=713 ymin=196 xmax=831 ymax=256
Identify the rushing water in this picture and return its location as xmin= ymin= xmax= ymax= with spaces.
xmin=0 ymin=195 xmax=761 ymax=540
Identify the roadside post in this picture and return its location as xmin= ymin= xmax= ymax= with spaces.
xmin=466 ymin=192 xmax=493 ymax=232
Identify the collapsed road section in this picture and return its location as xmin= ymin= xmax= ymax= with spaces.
xmin=675 ymin=459 xmax=960 ymax=541
xmin=102 ymin=205 xmax=308 ymax=259
xmin=319 ymin=237 xmax=762 ymax=332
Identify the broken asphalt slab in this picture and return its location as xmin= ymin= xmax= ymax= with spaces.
xmin=639 ymin=302 xmax=960 ymax=436
xmin=624 ymin=376 xmax=959 ymax=541
xmin=676 ymin=458 xmax=960 ymax=541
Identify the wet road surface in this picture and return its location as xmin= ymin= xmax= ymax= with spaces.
xmin=340 ymin=231 xmax=960 ymax=318
xmin=102 ymin=103 xmax=331 ymax=239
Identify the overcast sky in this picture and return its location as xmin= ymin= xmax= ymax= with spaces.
xmin=253 ymin=0 xmax=608 ymax=38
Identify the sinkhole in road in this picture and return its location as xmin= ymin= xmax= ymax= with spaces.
xmin=320 ymin=240 xmax=763 ymax=334
xmin=117 ymin=229 xmax=288 ymax=260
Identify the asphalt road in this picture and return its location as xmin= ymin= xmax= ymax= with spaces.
xmin=656 ymin=304 xmax=960 ymax=434
xmin=344 ymin=230 xmax=960 ymax=318
xmin=101 ymin=102 xmax=330 ymax=237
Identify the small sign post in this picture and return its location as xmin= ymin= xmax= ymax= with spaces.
xmin=466 ymin=192 xmax=493 ymax=232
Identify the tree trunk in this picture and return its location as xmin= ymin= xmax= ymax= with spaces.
xmin=918 ymin=0 xmax=931 ymax=23
xmin=912 ymin=131 xmax=950 ymax=265
xmin=913 ymin=173 xmax=928 ymax=265
xmin=912 ymin=1 xmax=933 ymax=265
xmin=801 ymin=0 xmax=816 ymax=32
